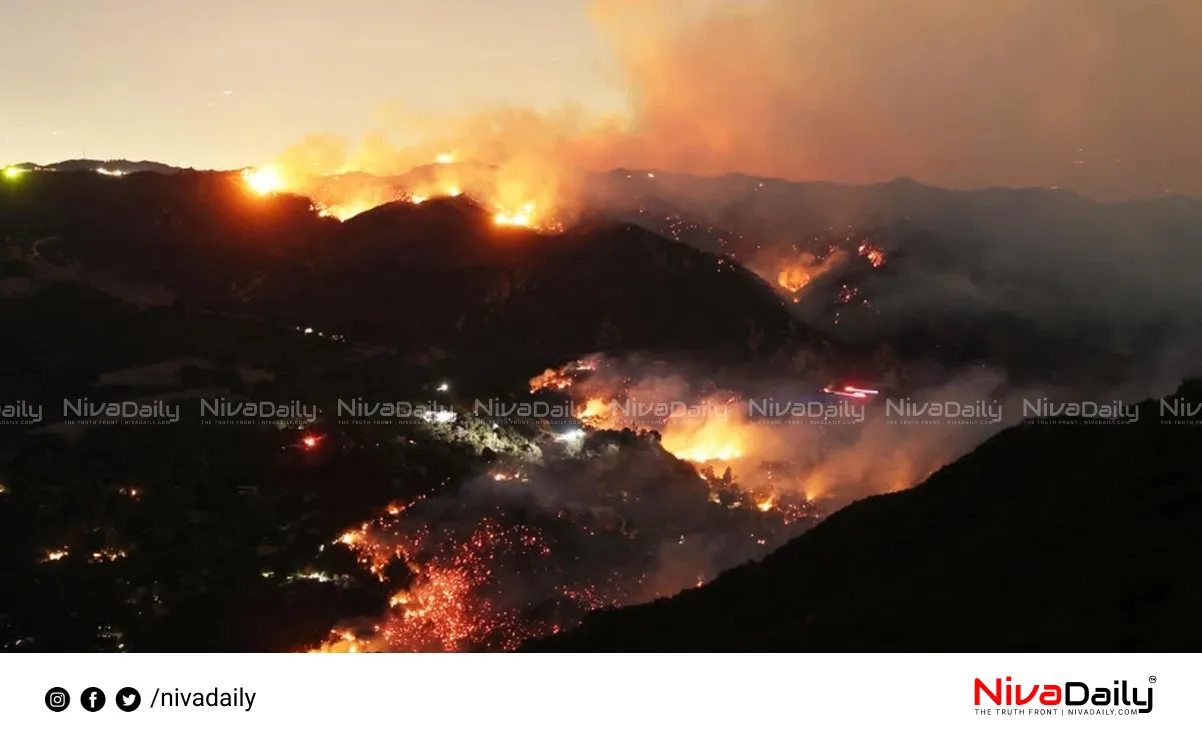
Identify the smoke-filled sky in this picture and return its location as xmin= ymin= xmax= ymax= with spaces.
xmin=3 ymin=0 xmax=1200 ymax=199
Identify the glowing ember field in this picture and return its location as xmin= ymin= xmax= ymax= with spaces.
xmin=303 ymin=348 xmax=991 ymax=653
xmin=312 ymin=454 xmax=819 ymax=653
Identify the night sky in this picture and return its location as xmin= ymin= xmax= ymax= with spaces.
xmin=0 ymin=0 xmax=616 ymax=168
xmin=3 ymin=0 xmax=1200 ymax=199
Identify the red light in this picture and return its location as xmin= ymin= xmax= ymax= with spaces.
xmin=302 ymin=435 xmax=319 ymax=449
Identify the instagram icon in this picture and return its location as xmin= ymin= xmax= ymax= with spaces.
xmin=45 ymin=687 xmax=70 ymax=712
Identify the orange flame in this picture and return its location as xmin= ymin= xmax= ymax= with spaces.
xmin=659 ymin=416 xmax=747 ymax=463
xmin=242 ymin=166 xmax=284 ymax=195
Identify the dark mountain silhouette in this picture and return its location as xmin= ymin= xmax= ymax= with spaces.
xmin=1 ymin=170 xmax=839 ymax=389
xmin=525 ymin=380 xmax=1202 ymax=652
xmin=582 ymin=171 xmax=1202 ymax=390
xmin=39 ymin=159 xmax=182 ymax=175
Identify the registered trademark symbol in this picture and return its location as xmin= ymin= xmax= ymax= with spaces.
xmin=1149 ymin=676 xmax=1157 ymax=684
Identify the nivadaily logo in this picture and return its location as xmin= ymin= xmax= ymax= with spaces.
xmin=974 ymin=677 xmax=1154 ymax=715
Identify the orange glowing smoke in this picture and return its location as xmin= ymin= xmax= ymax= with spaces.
xmin=658 ymin=415 xmax=747 ymax=463
xmin=242 ymin=166 xmax=284 ymax=195
xmin=317 ymin=201 xmax=376 ymax=221
xmin=494 ymin=202 xmax=537 ymax=228
xmin=778 ymin=266 xmax=812 ymax=293
xmin=768 ymin=249 xmax=846 ymax=298
xmin=241 ymin=147 xmax=554 ymax=229
xmin=577 ymin=398 xmax=613 ymax=423
xmin=266 ymin=109 xmax=587 ymax=230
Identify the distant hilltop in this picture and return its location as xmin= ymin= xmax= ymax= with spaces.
xmin=11 ymin=159 xmax=183 ymax=175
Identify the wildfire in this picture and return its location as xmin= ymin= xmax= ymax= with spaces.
xmin=91 ymin=548 xmax=128 ymax=563
xmin=837 ymin=284 xmax=860 ymax=305
xmin=577 ymin=398 xmax=612 ymax=423
xmin=490 ymin=470 xmax=528 ymax=483
xmin=769 ymin=248 xmax=846 ymax=297
xmin=858 ymin=243 xmax=886 ymax=267
xmin=316 ymin=514 xmax=563 ymax=653
xmin=529 ymin=356 xmax=602 ymax=393
xmin=494 ymin=202 xmax=536 ymax=228
xmin=530 ymin=367 xmax=575 ymax=392
xmin=304 ymin=391 xmax=830 ymax=654
xmin=259 ymin=131 xmax=573 ymax=232
xmin=318 ymin=201 xmax=374 ymax=221
xmin=778 ymin=266 xmax=812 ymax=293
xmin=242 ymin=166 xmax=284 ymax=195
xmin=659 ymin=417 xmax=747 ymax=463
xmin=669 ymin=441 xmax=743 ymax=462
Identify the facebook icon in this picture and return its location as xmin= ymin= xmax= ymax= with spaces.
xmin=81 ymin=687 xmax=106 ymax=712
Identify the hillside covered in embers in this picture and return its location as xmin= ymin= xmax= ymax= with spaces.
xmin=526 ymin=381 xmax=1202 ymax=652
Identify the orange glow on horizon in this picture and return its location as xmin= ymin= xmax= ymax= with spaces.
xmin=242 ymin=166 xmax=284 ymax=195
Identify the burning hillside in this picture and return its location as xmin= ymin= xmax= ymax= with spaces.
xmin=528 ymin=381 xmax=1202 ymax=652
xmin=758 ymin=239 xmax=887 ymax=308
xmin=9 ymin=166 xmax=1197 ymax=657
xmin=238 ymin=156 xmax=565 ymax=232
xmin=523 ymin=353 xmax=1036 ymax=503
xmin=235 ymin=111 xmax=593 ymax=232
xmin=300 ymin=347 xmax=1058 ymax=653
xmin=310 ymin=418 xmax=821 ymax=653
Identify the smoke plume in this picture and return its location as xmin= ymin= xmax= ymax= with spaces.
xmin=276 ymin=0 xmax=1202 ymax=202
xmin=583 ymin=0 xmax=1202 ymax=199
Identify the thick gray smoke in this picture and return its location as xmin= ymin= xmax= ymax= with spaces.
xmin=585 ymin=0 xmax=1202 ymax=200
xmin=582 ymin=169 xmax=1202 ymax=398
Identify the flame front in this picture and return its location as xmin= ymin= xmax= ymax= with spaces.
xmin=778 ymin=266 xmax=812 ymax=293
xmin=244 ymin=151 xmax=558 ymax=231
xmin=304 ymin=353 xmax=985 ymax=653
xmin=494 ymin=202 xmax=537 ymax=228
xmin=242 ymin=166 xmax=284 ymax=194
xmin=249 ymin=118 xmax=583 ymax=231
xmin=659 ymin=416 xmax=747 ymax=463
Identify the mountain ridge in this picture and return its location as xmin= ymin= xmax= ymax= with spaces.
xmin=524 ymin=380 xmax=1202 ymax=652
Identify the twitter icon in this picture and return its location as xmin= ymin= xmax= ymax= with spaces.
xmin=116 ymin=687 xmax=141 ymax=712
